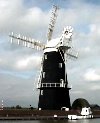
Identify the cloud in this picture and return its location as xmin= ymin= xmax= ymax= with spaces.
xmin=90 ymin=85 xmax=100 ymax=91
xmin=0 ymin=72 xmax=39 ymax=107
xmin=0 ymin=0 xmax=49 ymax=42
xmin=84 ymin=69 xmax=100 ymax=81
xmin=71 ymin=90 xmax=84 ymax=94
xmin=15 ymin=55 xmax=41 ymax=70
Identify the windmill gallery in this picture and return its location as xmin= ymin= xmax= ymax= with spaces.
xmin=6 ymin=5 xmax=98 ymax=120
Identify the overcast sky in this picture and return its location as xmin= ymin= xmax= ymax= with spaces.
xmin=0 ymin=0 xmax=100 ymax=108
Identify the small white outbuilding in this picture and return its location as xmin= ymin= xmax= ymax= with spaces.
xmin=81 ymin=107 xmax=92 ymax=116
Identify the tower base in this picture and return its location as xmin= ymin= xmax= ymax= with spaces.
xmin=38 ymin=88 xmax=71 ymax=110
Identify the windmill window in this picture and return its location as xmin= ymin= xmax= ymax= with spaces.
xmin=44 ymin=54 xmax=47 ymax=59
xmin=60 ymin=79 xmax=64 ymax=83
xmin=43 ymin=72 xmax=45 ymax=78
xmin=41 ymin=90 xmax=43 ymax=95
xmin=60 ymin=79 xmax=65 ymax=87
xmin=60 ymin=41 xmax=62 ymax=44
xmin=59 ymin=63 xmax=62 ymax=68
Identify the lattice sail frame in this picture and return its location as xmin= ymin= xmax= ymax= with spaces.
xmin=47 ymin=5 xmax=59 ymax=41
xmin=9 ymin=32 xmax=45 ymax=50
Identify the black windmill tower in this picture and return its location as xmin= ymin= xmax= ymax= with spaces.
xmin=9 ymin=5 xmax=78 ymax=110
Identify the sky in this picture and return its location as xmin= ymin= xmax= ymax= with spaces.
xmin=0 ymin=0 xmax=100 ymax=108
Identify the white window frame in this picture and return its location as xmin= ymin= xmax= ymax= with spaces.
xmin=44 ymin=54 xmax=47 ymax=59
xmin=43 ymin=72 xmax=45 ymax=78
xmin=41 ymin=90 xmax=43 ymax=95
xmin=59 ymin=63 xmax=62 ymax=68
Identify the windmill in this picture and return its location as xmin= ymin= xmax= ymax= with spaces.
xmin=9 ymin=5 xmax=78 ymax=110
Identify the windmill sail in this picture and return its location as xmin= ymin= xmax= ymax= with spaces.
xmin=47 ymin=5 xmax=59 ymax=41
xmin=9 ymin=32 xmax=45 ymax=50
xmin=66 ymin=48 xmax=78 ymax=59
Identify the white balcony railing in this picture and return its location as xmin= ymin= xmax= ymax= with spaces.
xmin=37 ymin=82 xmax=66 ymax=88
